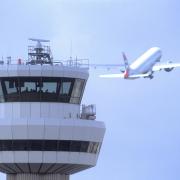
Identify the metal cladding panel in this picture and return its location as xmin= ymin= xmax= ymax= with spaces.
xmin=44 ymin=126 xmax=59 ymax=140
xmin=2 ymin=152 xmax=14 ymax=163
xmin=0 ymin=125 xmax=12 ymax=139
xmin=43 ymin=152 xmax=57 ymax=163
xmin=28 ymin=126 xmax=44 ymax=139
xmin=52 ymin=66 xmax=64 ymax=77
xmin=12 ymin=126 xmax=28 ymax=139
xmin=0 ymin=151 xmax=97 ymax=166
xmin=40 ymin=103 xmax=50 ymax=118
xmin=30 ymin=103 xmax=41 ymax=120
xmin=14 ymin=151 xmax=28 ymax=163
xmin=4 ymin=103 xmax=13 ymax=121
xmin=28 ymin=152 xmax=43 ymax=163
xmin=0 ymin=103 xmax=81 ymax=124
xmin=20 ymin=103 xmax=31 ymax=119
xmin=17 ymin=65 xmax=30 ymax=76
xmin=59 ymin=120 xmax=74 ymax=140
xmin=0 ymin=64 xmax=89 ymax=80
xmin=7 ymin=66 xmax=18 ymax=76
xmin=29 ymin=66 xmax=42 ymax=76
xmin=0 ymin=65 xmax=8 ymax=76
xmin=41 ymin=65 xmax=53 ymax=77
xmin=0 ymin=119 xmax=105 ymax=142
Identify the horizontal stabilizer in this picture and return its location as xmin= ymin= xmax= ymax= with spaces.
xmin=99 ymin=73 xmax=124 ymax=78
xmin=128 ymin=73 xmax=150 ymax=78
xmin=99 ymin=73 xmax=151 ymax=79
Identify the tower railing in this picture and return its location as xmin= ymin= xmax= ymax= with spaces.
xmin=0 ymin=57 xmax=89 ymax=68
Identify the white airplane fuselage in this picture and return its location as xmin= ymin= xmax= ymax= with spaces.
xmin=100 ymin=46 xmax=180 ymax=79
xmin=126 ymin=47 xmax=162 ymax=78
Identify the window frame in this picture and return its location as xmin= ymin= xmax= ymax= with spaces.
xmin=0 ymin=77 xmax=85 ymax=104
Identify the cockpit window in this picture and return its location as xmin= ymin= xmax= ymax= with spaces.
xmin=0 ymin=77 xmax=85 ymax=104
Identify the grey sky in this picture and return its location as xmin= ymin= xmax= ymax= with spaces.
xmin=0 ymin=0 xmax=180 ymax=180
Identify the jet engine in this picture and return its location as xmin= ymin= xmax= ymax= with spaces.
xmin=164 ymin=67 xmax=174 ymax=72
xmin=164 ymin=61 xmax=174 ymax=72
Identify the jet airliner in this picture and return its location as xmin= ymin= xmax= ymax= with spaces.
xmin=100 ymin=47 xmax=180 ymax=79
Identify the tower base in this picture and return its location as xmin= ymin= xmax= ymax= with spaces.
xmin=7 ymin=174 xmax=69 ymax=180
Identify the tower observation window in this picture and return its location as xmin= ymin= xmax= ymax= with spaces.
xmin=0 ymin=140 xmax=101 ymax=154
xmin=0 ymin=77 xmax=85 ymax=104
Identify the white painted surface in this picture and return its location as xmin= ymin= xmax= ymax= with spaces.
xmin=0 ymin=151 xmax=98 ymax=166
xmin=0 ymin=103 xmax=81 ymax=124
xmin=0 ymin=64 xmax=89 ymax=79
xmin=0 ymin=121 xmax=105 ymax=142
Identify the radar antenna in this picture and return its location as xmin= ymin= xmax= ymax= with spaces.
xmin=28 ymin=38 xmax=53 ymax=65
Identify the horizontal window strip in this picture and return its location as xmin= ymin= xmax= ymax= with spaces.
xmin=0 ymin=77 xmax=85 ymax=104
xmin=0 ymin=140 xmax=100 ymax=154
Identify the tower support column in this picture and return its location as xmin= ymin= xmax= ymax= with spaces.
xmin=7 ymin=174 xmax=69 ymax=180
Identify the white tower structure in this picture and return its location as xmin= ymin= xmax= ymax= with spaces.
xmin=0 ymin=39 xmax=105 ymax=180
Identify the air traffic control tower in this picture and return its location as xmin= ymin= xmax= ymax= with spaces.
xmin=0 ymin=39 xmax=105 ymax=180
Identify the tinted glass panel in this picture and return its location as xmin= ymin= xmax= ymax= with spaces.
xmin=43 ymin=140 xmax=58 ymax=151
xmin=0 ymin=82 xmax=4 ymax=102
xmin=0 ymin=77 xmax=84 ymax=104
xmin=0 ymin=140 xmax=100 ymax=154
xmin=41 ymin=78 xmax=59 ymax=102
xmin=80 ymin=141 xmax=89 ymax=152
xmin=70 ymin=141 xmax=81 ymax=152
xmin=20 ymin=77 xmax=41 ymax=102
xmin=1 ymin=140 xmax=13 ymax=151
xmin=12 ymin=140 xmax=27 ymax=150
xmin=58 ymin=141 xmax=70 ymax=151
xmin=28 ymin=140 xmax=43 ymax=151
xmin=2 ymin=78 xmax=20 ymax=102
xmin=70 ymin=79 xmax=84 ymax=104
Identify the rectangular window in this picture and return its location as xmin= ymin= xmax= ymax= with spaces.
xmin=41 ymin=77 xmax=59 ymax=102
xmin=0 ymin=81 xmax=4 ymax=102
xmin=43 ymin=140 xmax=58 ymax=151
xmin=70 ymin=141 xmax=81 ymax=152
xmin=20 ymin=77 xmax=41 ymax=102
xmin=59 ymin=78 xmax=74 ymax=102
xmin=70 ymin=79 xmax=84 ymax=104
xmin=12 ymin=140 xmax=28 ymax=151
xmin=0 ymin=77 xmax=83 ymax=104
xmin=58 ymin=140 xmax=70 ymax=151
xmin=2 ymin=78 xmax=20 ymax=102
xmin=80 ymin=141 xmax=89 ymax=152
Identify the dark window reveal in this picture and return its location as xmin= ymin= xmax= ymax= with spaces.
xmin=0 ymin=77 xmax=85 ymax=104
xmin=0 ymin=140 xmax=100 ymax=154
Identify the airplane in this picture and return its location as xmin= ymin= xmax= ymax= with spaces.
xmin=99 ymin=47 xmax=180 ymax=79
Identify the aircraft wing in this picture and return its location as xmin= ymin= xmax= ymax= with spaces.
xmin=99 ymin=73 xmax=125 ymax=78
xmin=99 ymin=73 xmax=150 ymax=79
xmin=89 ymin=64 xmax=125 ymax=71
xmin=152 ymin=63 xmax=180 ymax=71
xmin=128 ymin=73 xmax=151 ymax=78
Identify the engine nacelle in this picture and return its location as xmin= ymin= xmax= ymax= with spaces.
xmin=164 ymin=67 xmax=174 ymax=72
xmin=164 ymin=61 xmax=174 ymax=72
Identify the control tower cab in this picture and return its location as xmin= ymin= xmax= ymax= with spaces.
xmin=0 ymin=39 xmax=105 ymax=180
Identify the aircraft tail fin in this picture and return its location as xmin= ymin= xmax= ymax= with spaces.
xmin=122 ymin=52 xmax=129 ymax=70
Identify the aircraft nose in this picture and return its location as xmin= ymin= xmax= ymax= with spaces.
xmin=151 ymin=47 xmax=161 ymax=52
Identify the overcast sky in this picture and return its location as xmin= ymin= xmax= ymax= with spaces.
xmin=0 ymin=0 xmax=180 ymax=180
